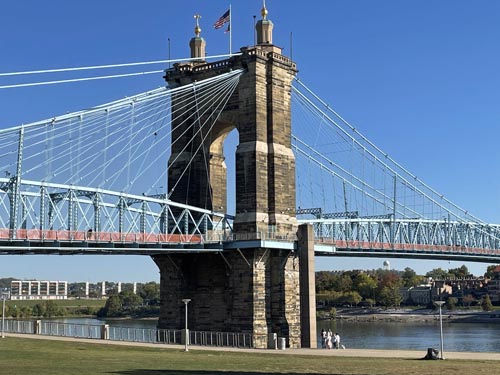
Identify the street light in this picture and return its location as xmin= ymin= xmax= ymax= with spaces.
xmin=182 ymin=298 xmax=191 ymax=352
xmin=435 ymin=300 xmax=445 ymax=360
xmin=1 ymin=291 xmax=9 ymax=339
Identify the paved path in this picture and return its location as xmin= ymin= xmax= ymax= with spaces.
xmin=4 ymin=333 xmax=500 ymax=361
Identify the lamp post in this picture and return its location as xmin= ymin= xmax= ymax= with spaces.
xmin=1 ymin=291 xmax=8 ymax=339
xmin=182 ymin=298 xmax=191 ymax=352
xmin=435 ymin=300 xmax=445 ymax=359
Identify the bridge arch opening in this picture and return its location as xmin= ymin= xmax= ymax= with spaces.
xmin=217 ymin=127 xmax=238 ymax=216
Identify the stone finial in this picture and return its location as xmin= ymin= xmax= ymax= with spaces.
xmin=190 ymin=14 xmax=206 ymax=60
xmin=261 ymin=0 xmax=268 ymax=20
xmin=194 ymin=14 xmax=202 ymax=37
xmin=256 ymin=0 xmax=273 ymax=45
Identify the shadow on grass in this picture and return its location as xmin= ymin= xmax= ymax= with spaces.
xmin=110 ymin=371 xmax=372 ymax=375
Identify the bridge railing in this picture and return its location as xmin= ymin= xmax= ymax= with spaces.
xmin=0 ymin=229 xmax=206 ymax=245
xmin=315 ymin=239 xmax=499 ymax=256
xmin=303 ymin=218 xmax=500 ymax=253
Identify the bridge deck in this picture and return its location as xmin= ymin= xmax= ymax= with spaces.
xmin=1 ymin=229 xmax=499 ymax=262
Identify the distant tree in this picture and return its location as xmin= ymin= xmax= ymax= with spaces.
xmin=19 ymin=306 xmax=32 ymax=318
xmin=0 ymin=277 xmax=16 ymax=289
xmin=317 ymin=290 xmax=343 ymax=306
xmin=378 ymin=271 xmax=401 ymax=289
xmin=425 ymin=268 xmax=449 ymax=280
xmin=44 ymin=300 xmax=63 ymax=318
xmin=99 ymin=295 xmax=122 ymax=317
xmin=402 ymin=267 xmax=422 ymax=287
xmin=120 ymin=290 xmax=143 ymax=309
xmin=32 ymin=303 xmax=45 ymax=317
xmin=379 ymin=285 xmax=403 ymax=308
xmin=481 ymin=295 xmax=493 ymax=311
xmin=447 ymin=297 xmax=458 ymax=311
xmin=139 ymin=282 xmax=160 ymax=304
xmin=315 ymin=271 xmax=336 ymax=292
xmin=353 ymin=273 xmax=377 ymax=299
xmin=340 ymin=291 xmax=362 ymax=307
xmin=335 ymin=274 xmax=353 ymax=293
xmin=364 ymin=298 xmax=376 ymax=308
xmin=88 ymin=291 xmax=99 ymax=298
xmin=448 ymin=265 xmax=470 ymax=278
xmin=462 ymin=294 xmax=476 ymax=308
xmin=485 ymin=265 xmax=500 ymax=279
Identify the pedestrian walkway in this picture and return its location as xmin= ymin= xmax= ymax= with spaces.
xmin=5 ymin=333 xmax=500 ymax=361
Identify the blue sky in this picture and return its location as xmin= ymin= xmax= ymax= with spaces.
xmin=1 ymin=0 xmax=499 ymax=281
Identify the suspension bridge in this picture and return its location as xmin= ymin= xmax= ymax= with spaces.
xmin=1 ymin=3 xmax=499 ymax=349
xmin=0 ymin=58 xmax=499 ymax=262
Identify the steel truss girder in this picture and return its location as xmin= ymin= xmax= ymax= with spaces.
xmin=0 ymin=178 xmax=231 ymax=242
xmin=300 ymin=218 xmax=500 ymax=254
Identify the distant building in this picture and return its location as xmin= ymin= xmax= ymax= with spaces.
xmin=401 ymin=285 xmax=432 ymax=305
xmin=486 ymin=265 xmax=500 ymax=303
xmin=10 ymin=280 xmax=68 ymax=300
xmin=431 ymin=279 xmax=453 ymax=300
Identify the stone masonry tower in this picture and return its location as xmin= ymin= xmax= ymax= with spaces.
xmin=154 ymin=5 xmax=307 ymax=349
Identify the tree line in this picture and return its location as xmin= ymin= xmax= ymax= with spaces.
xmin=316 ymin=264 xmax=496 ymax=309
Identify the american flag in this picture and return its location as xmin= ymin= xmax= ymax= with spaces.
xmin=214 ymin=9 xmax=230 ymax=29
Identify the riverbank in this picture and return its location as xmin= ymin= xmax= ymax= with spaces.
xmin=326 ymin=307 xmax=500 ymax=323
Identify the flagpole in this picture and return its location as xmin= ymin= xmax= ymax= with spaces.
xmin=229 ymin=4 xmax=232 ymax=57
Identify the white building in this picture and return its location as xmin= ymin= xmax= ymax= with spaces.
xmin=10 ymin=280 xmax=68 ymax=300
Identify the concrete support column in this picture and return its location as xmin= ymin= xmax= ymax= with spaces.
xmin=101 ymin=324 xmax=110 ymax=340
xmin=34 ymin=320 xmax=42 ymax=334
xmin=298 ymin=224 xmax=317 ymax=348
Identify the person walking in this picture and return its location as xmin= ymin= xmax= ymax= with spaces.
xmin=320 ymin=329 xmax=327 ymax=349
xmin=327 ymin=329 xmax=333 ymax=349
xmin=334 ymin=332 xmax=341 ymax=349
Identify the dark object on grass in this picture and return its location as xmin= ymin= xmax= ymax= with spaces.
xmin=422 ymin=348 xmax=440 ymax=360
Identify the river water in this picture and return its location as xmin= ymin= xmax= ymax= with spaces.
xmin=317 ymin=319 xmax=500 ymax=353
xmin=50 ymin=317 xmax=500 ymax=353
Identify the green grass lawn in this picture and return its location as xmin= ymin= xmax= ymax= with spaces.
xmin=1 ymin=337 xmax=499 ymax=375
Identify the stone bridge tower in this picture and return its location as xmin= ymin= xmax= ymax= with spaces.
xmin=154 ymin=5 xmax=316 ymax=349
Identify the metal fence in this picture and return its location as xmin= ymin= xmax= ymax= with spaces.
xmin=3 ymin=319 xmax=34 ymax=334
xmin=108 ymin=326 xmax=181 ymax=344
xmin=39 ymin=321 xmax=101 ymax=339
xmin=2 ymin=319 xmax=253 ymax=348
xmin=189 ymin=330 xmax=253 ymax=348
